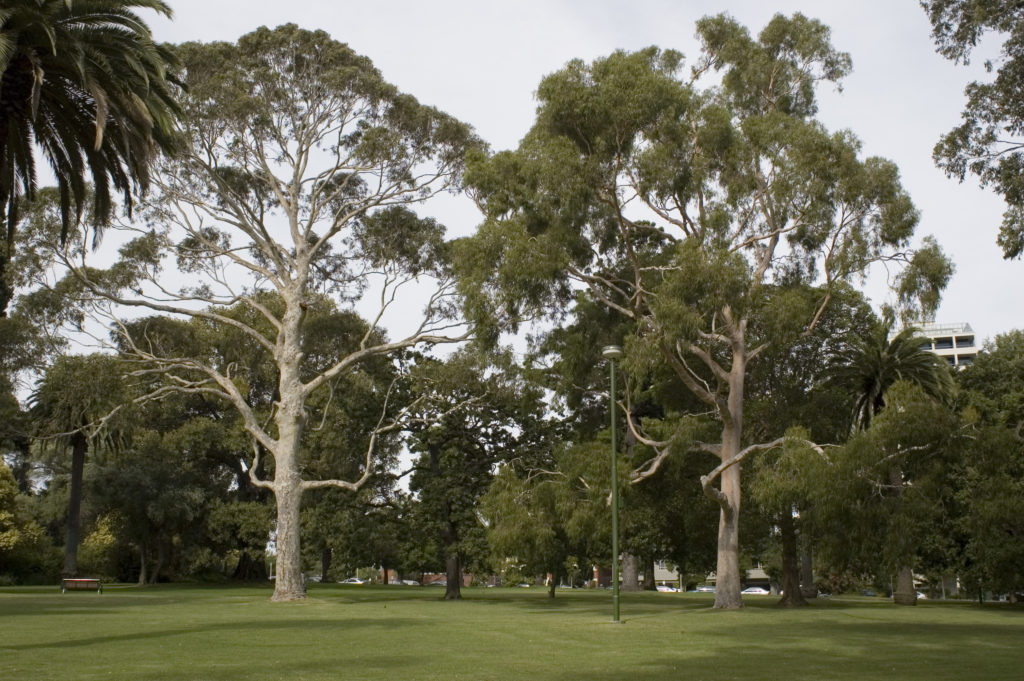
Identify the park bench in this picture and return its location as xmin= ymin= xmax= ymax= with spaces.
xmin=61 ymin=578 xmax=102 ymax=594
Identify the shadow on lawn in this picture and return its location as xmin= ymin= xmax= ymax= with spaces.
xmin=549 ymin=618 xmax=1024 ymax=681
xmin=8 ymin=616 xmax=420 ymax=651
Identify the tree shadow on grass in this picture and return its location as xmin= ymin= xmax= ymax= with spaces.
xmin=6 ymin=616 xmax=420 ymax=651
xmin=550 ymin=618 xmax=1024 ymax=681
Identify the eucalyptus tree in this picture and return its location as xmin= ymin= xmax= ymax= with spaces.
xmin=922 ymin=0 xmax=1024 ymax=257
xmin=35 ymin=25 xmax=480 ymax=600
xmin=460 ymin=13 xmax=949 ymax=608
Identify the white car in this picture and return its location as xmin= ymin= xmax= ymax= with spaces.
xmin=656 ymin=584 xmax=679 ymax=592
xmin=340 ymin=577 xmax=367 ymax=585
xmin=741 ymin=586 xmax=770 ymax=595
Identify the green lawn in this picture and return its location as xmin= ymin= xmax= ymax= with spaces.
xmin=1 ymin=584 xmax=1021 ymax=681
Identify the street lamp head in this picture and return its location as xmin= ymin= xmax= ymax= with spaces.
xmin=602 ymin=345 xmax=623 ymax=361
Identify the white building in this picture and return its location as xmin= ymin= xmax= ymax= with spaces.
xmin=913 ymin=322 xmax=978 ymax=368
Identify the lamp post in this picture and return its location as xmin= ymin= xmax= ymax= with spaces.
xmin=602 ymin=344 xmax=623 ymax=623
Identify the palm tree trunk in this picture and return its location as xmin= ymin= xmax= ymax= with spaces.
xmin=62 ymin=432 xmax=87 ymax=577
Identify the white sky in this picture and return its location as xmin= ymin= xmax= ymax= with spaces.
xmin=148 ymin=0 xmax=1019 ymax=344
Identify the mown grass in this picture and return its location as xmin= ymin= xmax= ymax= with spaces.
xmin=1 ymin=583 xmax=1022 ymax=680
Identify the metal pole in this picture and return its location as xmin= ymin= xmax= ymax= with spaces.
xmin=610 ymin=355 xmax=620 ymax=623
xmin=602 ymin=344 xmax=623 ymax=623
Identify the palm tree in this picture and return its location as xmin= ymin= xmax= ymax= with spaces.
xmin=832 ymin=323 xmax=954 ymax=432
xmin=0 ymin=0 xmax=181 ymax=246
xmin=30 ymin=353 xmax=128 ymax=577
xmin=829 ymin=319 xmax=954 ymax=605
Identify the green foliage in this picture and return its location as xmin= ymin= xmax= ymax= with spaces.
xmin=29 ymin=354 xmax=131 ymax=449
xmin=0 ymin=0 xmax=182 ymax=242
xmin=405 ymin=351 xmax=550 ymax=585
xmin=828 ymin=322 xmax=955 ymax=432
xmin=77 ymin=513 xmax=125 ymax=581
xmin=813 ymin=382 xmax=962 ymax=578
xmin=0 ymin=460 xmax=54 ymax=582
xmin=955 ymin=330 xmax=1024 ymax=595
xmin=923 ymin=0 xmax=1024 ymax=257
xmin=481 ymin=442 xmax=608 ymax=586
xmin=695 ymin=12 xmax=852 ymax=117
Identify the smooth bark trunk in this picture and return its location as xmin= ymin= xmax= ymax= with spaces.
xmin=270 ymin=291 xmax=311 ymax=602
xmin=712 ymin=422 xmax=743 ymax=609
xmin=888 ymin=466 xmax=917 ymax=606
xmin=621 ymin=553 xmax=641 ymax=591
xmin=776 ymin=511 xmax=807 ymax=607
xmin=710 ymin=333 xmax=746 ymax=610
xmin=62 ymin=432 xmax=87 ymax=578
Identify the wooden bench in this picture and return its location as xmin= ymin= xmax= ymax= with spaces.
xmin=61 ymin=578 xmax=102 ymax=593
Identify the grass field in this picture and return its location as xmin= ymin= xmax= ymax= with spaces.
xmin=1 ymin=584 xmax=1022 ymax=681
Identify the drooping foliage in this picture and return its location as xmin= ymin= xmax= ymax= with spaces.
xmin=0 ymin=0 xmax=182 ymax=243
xmin=460 ymin=12 xmax=949 ymax=608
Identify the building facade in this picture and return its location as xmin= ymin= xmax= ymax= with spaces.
xmin=911 ymin=321 xmax=978 ymax=368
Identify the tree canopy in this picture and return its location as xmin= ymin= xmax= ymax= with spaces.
xmin=923 ymin=0 xmax=1024 ymax=258
xmin=460 ymin=12 xmax=949 ymax=608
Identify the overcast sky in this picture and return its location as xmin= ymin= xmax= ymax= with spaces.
xmin=148 ymin=0 xmax=1018 ymax=344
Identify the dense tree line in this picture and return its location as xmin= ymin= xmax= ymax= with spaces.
xmin=1 ymin=8 xmax=1022 ymax=610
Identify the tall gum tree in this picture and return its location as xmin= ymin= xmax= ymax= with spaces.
xmin=37 ymin=25 xmax=479 ymax=601
xmin=460 ymin=13 xmax=950 ymax=609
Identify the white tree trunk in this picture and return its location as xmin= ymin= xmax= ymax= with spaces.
xmin=271 ymin=474 xmax=305 ymax=601
xmin=271 ymin=304 xmax=309 ymax=602
xmin=713 ymin=432 xmax=743 ymax=609
xmin=713 ymin=345 xmax=746 ymax=610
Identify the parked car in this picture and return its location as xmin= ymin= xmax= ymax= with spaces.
xmin=656 ymin=584 xmax=679 ymax=593
xmin=694 ymin=585 xmax=716 ymax=593
xmin=340 ymin=577 xmax=367 ymax=585
xmin=741 ymin=586 xmax=770 ymax=595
